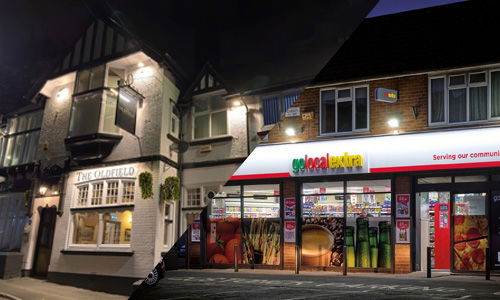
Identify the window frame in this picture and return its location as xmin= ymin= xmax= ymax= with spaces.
xmin=319 ymin=85 xmax=370 ymax=136
xmin=191 ymin=97 xmax=229 ymax=140
xmin=72 ymin=179 xmax=136 ymax=209
xmin=163 ymin=201 xmax=174 ymax=248
xmin=429 ymin=71 xmax=497 ymax=127
xmin=170 ymin=99 xmax=180 ymax=138
xmin=184 ymin=187 xmax=203 ymax=208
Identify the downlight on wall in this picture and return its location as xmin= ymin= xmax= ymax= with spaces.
xmin=285 ymin=127 xmax=296 ymax=136
xmin=56 ymin=88 xmax=69 ymax=102
xmin=387 ymin=118 xmax=400 ymax=134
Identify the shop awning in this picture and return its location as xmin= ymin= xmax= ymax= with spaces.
xmin=230 ymin=126 xmax=500 ymax=181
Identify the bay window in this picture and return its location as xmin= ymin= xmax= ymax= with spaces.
xmin=68 ymin=65 xmax=126 ymax=138
xmin=320 ymin=86 xmax=369 ymax=135
xmin=429 ymin=70 xmax=498 ymax=125
xmin=70 ymin=179 xmax=135 ymax=249
xmin=192 ymin=94 xmax=227 ymax=139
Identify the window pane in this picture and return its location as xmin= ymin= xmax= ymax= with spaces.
xmin=89 ymin=66 xmax=105 ymax=90
xmin=347 ymin=193 xmax=392 ymax=217
xmin=77 ymin=185 xmax=89 ymax=206
xmin=11 ymin=135 xmax=26 ymax=166
xmin=103 ymin=92 xmax=118 ymax=133
xmin=262 ymin=95 xmax=280 ymax=125
xmin=0 ymin=196 xmax=27 ymax=251
xmin=211 ymin=111 xmax=227 ymax=136
xmin=163 ymin=221 xmax=172 ymax=245
xmin=449 ymin=75 xmax=465 ymax=86
xmin=69 ymin=92 xmax=101 ymax=137
xmin=243 ymin=196 xmax=280 ymax=218
xmin=216 ymin=186 xmax=241 ymax=198
xmin=242 ymin=217 xmax=281 ymax=265
xmin=122 ymin=181 xmax=135 ymax=203
xmin=210 ymin=95 xmax=226 ymax=111
xmin=283 ymin=92 xmax=300 ymax=112
xmin=337 ymin=101 xmax=352 ymax=132
xmin=207 ymin=198 xmax=241 ymax=264
xmin=449 ymin=88 xmax=466 ymax=123
xmin=21 ymin=132 xmax=35 ymax=164
xmin=454 ymin=175 xmax=488 ymax=183
xmin=346 ymin=179 xmax=391 ymax=193
xmin=355 ymin=87 xmax=368 ymax=129
xmin=17 ymin=116 xmax=27 ymax=132
xmin=186 ymin=188 xmax=201 ymax=207
xmin=338 ymin=88 xmax=351 ymax=98
xmin=302 ymin=182 xmax=343 ymax=194
xmin=430 ymin=78 xmax=445 ymax=123
xmin=76 ymin=70 xmax=90 ymax=93
xmin=469 ymin=86 xmax=487 ymax=121
xmin=101 ymin=210 xmax=132 ymax=244
xmin=491 ymin=71 xmax=500 ymax=118
xmin=2 ymin=137 xmax=14 ymax=166
xmin=417 ymin=176 xmax=452 ymax=184
xmin=470 ymin=73 xmax=486 ymax=84
xmin=8 ymin=118 xmax=17 ymax=134
xmin=194 ymin=100 xmax=209 ymax=113
xmin=243 ymin=184 xmax=280 ymax=197
xmin=91 ymin=182 xmax=104 ymax=205
xmin=302 ymin=194 xmax=344 ymax=218
xmin=194 ymin=114 xmax=209 ymax=139
xmin=72 ymin=212 xmax=99 ymax=244
xmin=106 ymin=181 xmax=119 ymax=204
xmin=320 ymin=90 xmax=335 ymax=134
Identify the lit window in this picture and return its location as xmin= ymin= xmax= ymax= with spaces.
xmin=72 ymin=210 xmax=132 ymax=246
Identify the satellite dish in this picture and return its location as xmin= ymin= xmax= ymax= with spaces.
xmin=169 ymin=141 xmax=189 ymax=153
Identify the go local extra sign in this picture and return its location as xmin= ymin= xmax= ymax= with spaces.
xmin=230 ymin=126 xmax=500 ymax=180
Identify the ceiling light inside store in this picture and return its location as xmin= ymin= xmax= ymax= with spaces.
xmin=387 ymin=118 xmax=399 ymax=128
xmin=285 ymin=127 xmax=296 ymax=136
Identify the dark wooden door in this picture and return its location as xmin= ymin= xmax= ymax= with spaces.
xmin=33 ymin=206 xmax=57 ymax=276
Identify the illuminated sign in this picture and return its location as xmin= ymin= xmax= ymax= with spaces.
xmin=374 ymin=88 xmax=398 ymax=103
xmin=76 ymin=165 xmax=136 ymax=182
xmin=292 ymin=152 xmax=363 ymax=174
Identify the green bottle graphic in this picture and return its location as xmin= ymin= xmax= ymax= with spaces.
xmin=356 ymin=217 xmax=370 ymax=268
xmin=345 ymin=226 xmax=355 ymax=267
xmin=369 ymin=227 xmax=378 ymax=268
xmin=378 ymin=221 xmax=392 ymax=268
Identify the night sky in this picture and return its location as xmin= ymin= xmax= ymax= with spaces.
xmin=0 ymin=0 xmax=466 ymax=115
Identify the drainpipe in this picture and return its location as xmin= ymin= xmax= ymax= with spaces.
xmin=176 ymin=102 xmax=184 ymax=240
xmin=239 ymin=93 xmax=251 ymax=156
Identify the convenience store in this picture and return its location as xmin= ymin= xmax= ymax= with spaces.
xmin=200 ymin=126 xmax=500 ymax=273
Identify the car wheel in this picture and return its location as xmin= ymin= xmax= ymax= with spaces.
xmin=144 ymin=268 xmax=159 ymax=286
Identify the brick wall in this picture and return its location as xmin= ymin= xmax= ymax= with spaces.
xmin=267 ymin=74 xmax=500 ymax=143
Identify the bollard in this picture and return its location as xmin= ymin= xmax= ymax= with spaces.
xmin=486 ymin=247 xmax=490 ymax=280
xmin=343 ymin=245 xmax=347 ymax=276
xmin=234 ymin=244 xmax=238 ymax=272
xmin=295 ymin=244 xmax=300 ymax=274
xmin=427 ymin=247 xmax=432 ymax=278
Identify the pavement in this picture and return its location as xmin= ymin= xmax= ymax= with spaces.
xmin=130 ymin=268 xmax=500 ymax=299
xmin=0 ymin=277 xmax=126 ymax=300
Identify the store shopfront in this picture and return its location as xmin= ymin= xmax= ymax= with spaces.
xmin=199 ymin=126 xmax=500 ymax=274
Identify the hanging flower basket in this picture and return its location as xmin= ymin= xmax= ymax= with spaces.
xmin=139 ymin=172 xmax=154 ymax=199
xmin=160 ymin=176 xmax=180 ymax=202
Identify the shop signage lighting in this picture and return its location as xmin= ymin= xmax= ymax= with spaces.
xmin=291 ymin=152 xmax=363 ymax=174
xmin=374 ymin=88 xmax=398 ymax=103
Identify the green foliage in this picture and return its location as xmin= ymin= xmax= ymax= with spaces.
xmin=161 ymin=176 xmax=180 ymax=201
xmin=139 ymin=172 xmax=154 ymax=199
xmin=24 ymin=190 xmax=32 ymax=207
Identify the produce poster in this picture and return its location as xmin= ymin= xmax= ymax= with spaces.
xmin=492 ymin=191 xmax=500 ymax=269
xmin=284 ymin=221 xmax=296 ymax=243
xmin=396 ymin=194 xmax=410 ymax=218
xmin=301 ymin=217 xmax=344 ymax=267
xmin=395 ymin=219 xmax=410 ymax=244
xmin=284 ymin=198 xmax=296 ymax=220
xmin=242 ymin=218 xmax=281 ymax=265
xmin=191 ymin=221 xmax=200 ymax=242
xmin=206 ymin=217 xmax=241 ymax=264
xmin=453 ymin=215 xmax=488 ymax=271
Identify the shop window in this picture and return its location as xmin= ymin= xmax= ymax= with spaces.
xmin=261 ymin=91 xmax=300 ymax=126
xmin=417 ymin=176 xmax=452 ymax=184
xmin=164 ymin=202 xmax=174 ymax=247
xmin=0 ymin=110 xmax=42 ymax=168
xmin=453 ymin=193 xmax=488 ymax=271
xmin=71 ymin=210 xmax=132 ymax=246
xmin=429 ymin=71 xmax=496 ymax=126
xmin=320 ymin=86 xmax=369 ymax=135
xmin=243 ymin=184 xmax=280 ymax=218
xmin=192 ymin=94 xmax=227 ymax=140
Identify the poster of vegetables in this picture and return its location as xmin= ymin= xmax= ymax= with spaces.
xmin=453 ymin=215 xmax=488 ymax=271
xmin=301 ymin=217 xmax=344 ymax=267
xmin=242 ymin=218 xmax=281 ymax=265
xmin=206 ymin=217 xmax=241 ymax=264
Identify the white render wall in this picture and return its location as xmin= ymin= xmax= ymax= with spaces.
xmin=48 ymin=162 xmax=167 ymax=278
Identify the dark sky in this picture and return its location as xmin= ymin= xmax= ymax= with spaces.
xmin=0 ymin=0 xmax=466 ymax=115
